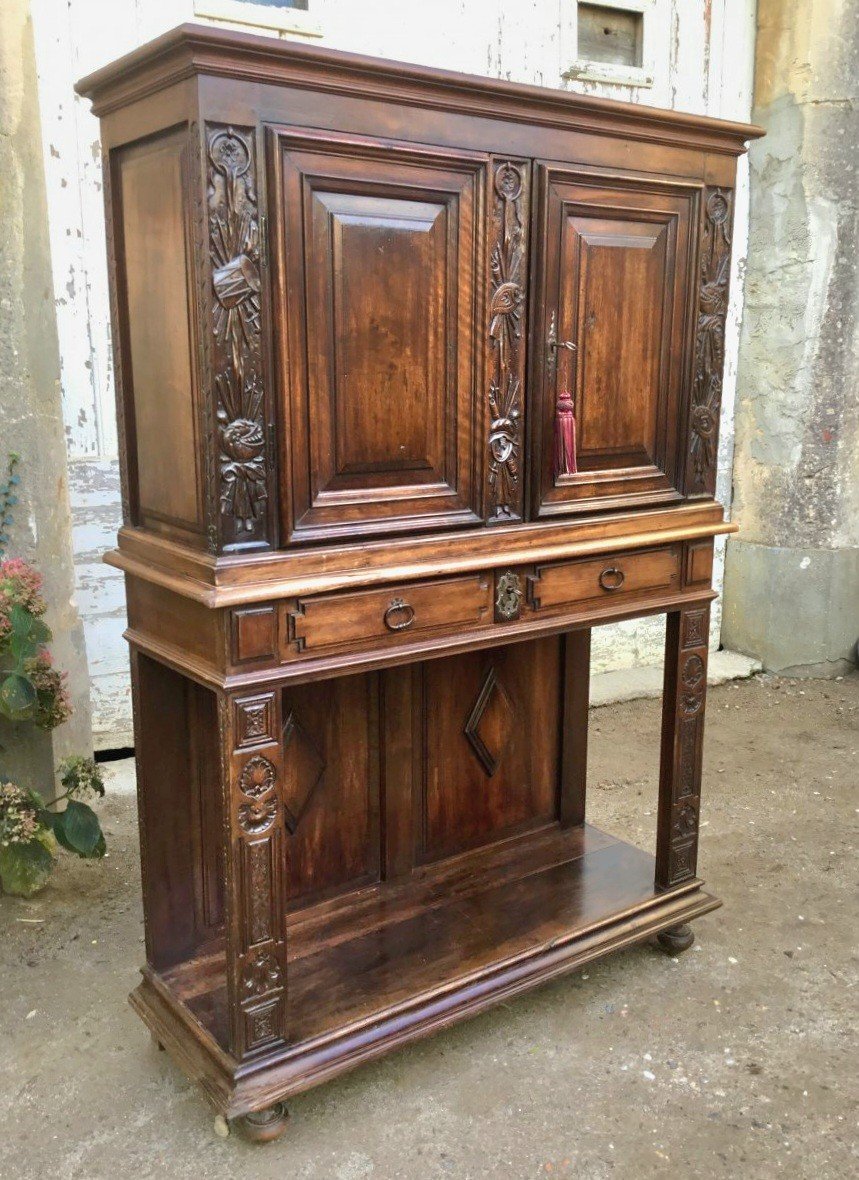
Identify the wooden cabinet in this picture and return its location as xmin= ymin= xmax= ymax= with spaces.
xmin=79 ymin=24 xmax=762 ymax=1143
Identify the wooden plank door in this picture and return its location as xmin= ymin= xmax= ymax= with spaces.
xmin=267 ymin=126 xmax=488 ymax=546
xmin=529 ymin=166 xmax=701 ymax=518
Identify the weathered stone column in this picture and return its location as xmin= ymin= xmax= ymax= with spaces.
xmin=0 ymin=0 xmax=92 ymax=787
xmin=723 ymin=0 xmax=859 ymax=675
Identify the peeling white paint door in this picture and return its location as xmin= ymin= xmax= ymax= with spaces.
xmin=30 ymin=0 xmax=756 ymax=746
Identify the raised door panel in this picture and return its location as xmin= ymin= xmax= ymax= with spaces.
xmin=531 ymin=167 xmax=700 ymax=517
xmin=269 ymin=128 xmax=488 ymax=544
xmin=414 ymin=639 xmax=563 ymax=863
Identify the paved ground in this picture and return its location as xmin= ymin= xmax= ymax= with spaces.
xmin=0 ymin=674 xmax=856 ymax=1179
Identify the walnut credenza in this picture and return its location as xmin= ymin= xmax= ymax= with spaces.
xmin=78 ymin=25 xmax=763 ymax=1142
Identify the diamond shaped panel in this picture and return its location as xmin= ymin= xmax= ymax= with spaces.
xmin=464 ymin=666 xmax=516 ymax=777
xmin=281 ymin=711 xmax=325 ymax=833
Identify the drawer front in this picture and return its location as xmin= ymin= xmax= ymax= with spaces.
xmin=289 ymin=574 xmax=492 ymax=655
xmin=528 ymin=546 xmax=681 ymax=612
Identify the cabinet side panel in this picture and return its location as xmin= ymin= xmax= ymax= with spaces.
xmin=282 ymin=673 xmax=382 ymax=906
xmin=113 ymin=127 xmax=202 ymax=537
xmin=132 ymin=654 xmax=223 ymax=971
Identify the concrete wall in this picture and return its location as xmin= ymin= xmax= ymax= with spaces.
xmin=723 ymin=0 xmax=859 ymax=675
xmin=29 ymin=0 xmax=757 ymax=742
xmin=0 ymin=0 xmax=92 ymax=787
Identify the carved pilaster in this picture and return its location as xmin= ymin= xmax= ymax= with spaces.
xmin=204 ymin=124 xmax=272 ymax=550
xmin=487 ymin=159 xmax=529 ymax=524
xmin=656 ymin=605 xmax=710 ymax=889
xmin=687 ymin=187 xmax=733 ymax=498
xmin=221 ymin=689 xmax=287 ymax=1059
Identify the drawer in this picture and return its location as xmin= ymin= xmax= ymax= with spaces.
xmin=288 ymin=573 xmax=493 ymax=655
xmin=527 ymin=546 xmax=681 ymax=612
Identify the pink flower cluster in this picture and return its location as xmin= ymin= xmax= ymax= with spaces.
xmin=25 ymin=650 xmax=72 ymax=729
xmin=0 ymin=782 xmax=43 ymax=848
xmin=0 ymin=557 xmax=47 ymax=617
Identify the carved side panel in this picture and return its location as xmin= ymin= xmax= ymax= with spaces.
xmin=687 ymin=188 xmax=733 ymax=497
xmin=487 ymin=160 xmax=529 ymax=524
xmin=221 ymin=689 xmax=287 ymax=1059
xmin=656 ymin=605 xmax=710 ymax=888
xmin=205 ymin=124 xmax=272 ymax=550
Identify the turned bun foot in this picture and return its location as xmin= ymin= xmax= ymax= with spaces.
xmin=656 ymin=923 xmax=695 ymax=954
xmin=235 ymin=1102 xmax=289 ymax=1143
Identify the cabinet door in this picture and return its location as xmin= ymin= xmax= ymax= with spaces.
xmin=268 ymin=127 xmax=487 ymax=545
xmin=530 ymin=166 xmax=700 ymax=518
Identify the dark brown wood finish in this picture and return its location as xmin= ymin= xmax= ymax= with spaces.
xmin=78 ymin=24 xmax=760 ymax=1138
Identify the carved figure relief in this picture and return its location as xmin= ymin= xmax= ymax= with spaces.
xmin=207 ymin=125 xmax=269 ymax=542
xmin=488 ymin=161 xmax=528 ymax=521
xmin=690 ymin=188 xmax=732 ymax=494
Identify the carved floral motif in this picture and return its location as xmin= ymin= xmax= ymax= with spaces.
xmin=690 ymin=188 xmax=732 ymax=494
xmin=242 ymin=951 xmax=283 ymax=999
xmin=238 ymin=795 xmax=278 ymax=835
xmin=207 ymin=125 xmax=268 ymax=540
xmin=239 ymin=754 xmax=276 ymax=799
xmin=488 ymin=162 xmax=527 ymax=521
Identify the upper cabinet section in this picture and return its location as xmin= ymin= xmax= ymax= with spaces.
xmin=78 ymin=24 xmax=762 ymax=558
xmin=530 ymin=167 xmax=699 ymax=518
xmin=268 ymin=129 xmax=486 ymax=545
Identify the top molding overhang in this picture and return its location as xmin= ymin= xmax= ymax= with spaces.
xmin=76 ymin=23 xmax=764 ymax=156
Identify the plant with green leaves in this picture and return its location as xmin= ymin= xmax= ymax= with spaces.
xmin=0 ymin=463 xmax=107 ymax=897
xmin=0 ymin=558 xmax=71 ymax=727
xmin=0 ymin=758 xmax=106 ymax=896
xmin=0 ymin=453 xmax=20 ymax=558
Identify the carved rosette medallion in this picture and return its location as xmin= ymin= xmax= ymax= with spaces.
xmin=680 ymin=652 xmax=706 ymax=716
xmin=239 ymin=754 xmax=276 ymax=798
xmin=206 ymin=125 xmax=269 ymax=546
xmin=487 ymin=161 xmax=528 ymax=523
xmin=238 ymin=795 xmax=278 ymax=835
xmin=689 ymin=187 xmax=733 ymax=496
xmin=241 ymin=951 xmax=283 ymax=999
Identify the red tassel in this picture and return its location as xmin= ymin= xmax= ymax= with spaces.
xmin=554 ymin=390 xmax=577 ymax=477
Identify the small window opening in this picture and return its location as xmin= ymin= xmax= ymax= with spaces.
xmin=577 ymin=3 xmax=644 ymax=68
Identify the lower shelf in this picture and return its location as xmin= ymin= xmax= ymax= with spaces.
xmin=132 ymin=823 xmax=720 ymax=1118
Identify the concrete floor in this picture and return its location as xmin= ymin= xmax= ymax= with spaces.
xmin=0 ymin=674 xmax=856 ymax=1179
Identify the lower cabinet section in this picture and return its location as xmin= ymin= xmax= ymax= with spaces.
xmin=130 ymin=603 xmax=712 ymax=1105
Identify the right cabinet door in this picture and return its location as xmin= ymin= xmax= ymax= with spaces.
xmin=530 ymin=166 xmax=700 ymax=518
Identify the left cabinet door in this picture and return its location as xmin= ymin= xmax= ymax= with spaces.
xmin=268 ymin=127 xmax=488 ymax=545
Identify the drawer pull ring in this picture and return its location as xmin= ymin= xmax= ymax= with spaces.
xmin=599 ymin=566 xmax=625 ymax=592
xmin=383 ymin=598 xmax=415 ymax=631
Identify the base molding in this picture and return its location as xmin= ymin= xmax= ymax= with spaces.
xmin=130 ymin=881 xmax=720 ymax=1120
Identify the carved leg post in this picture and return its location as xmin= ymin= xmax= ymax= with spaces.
xmin=220 ymin=688 xmax=290 ymax=1139
xmin=655 ymin=604 xmax=710 ymax=949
